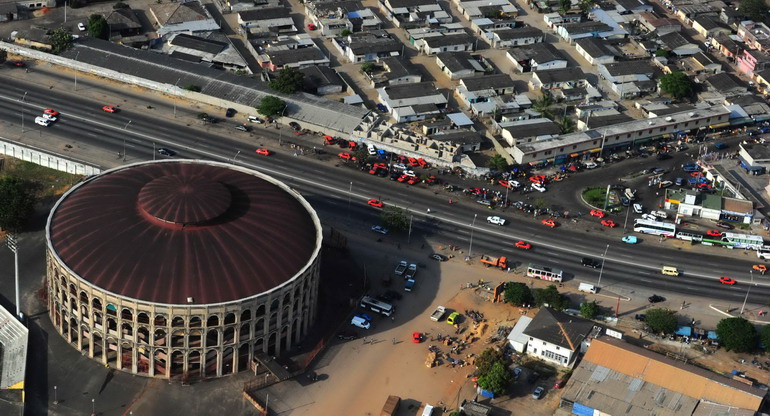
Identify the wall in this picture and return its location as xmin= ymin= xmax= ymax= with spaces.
xmin=0 ymin=137 xmax=102 ymax=176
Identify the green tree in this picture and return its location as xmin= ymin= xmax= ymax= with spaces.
xmin=257 ymin=96 xmax=286 ymax=117
xmin=360 ymin=62 xmax=376 ymax=74
xmin=504 ymin=282 xmax=532 ymax=306
xmin=533 ymin=285 xmax=567 ymax=310
xmin=269 ymin=67 xmax=305 ymax=94
xmin=533 ymin=95 xmax=554 ymax=119
xmin=476 ymin=361 xmax=511 ymax=396
xmin=113 ymin=1 xmax=129 ymax=8
xmin=487 ymin=154 xmax=509 ymax=171
xmin=0 ymin=176 xmax=37 ymax=233
xmin=88 ymin=14 xmax=110 ymax=40
xmin=644 ymin=308 xmax=678 ymax=334
xmin=380 ymin=206 xmax=409 ymax=231
xmin=659 ymin=72 xmax=693 ymax=100
xmin=740 ymin=0 xmax=769 ymax=22
xmin=533 ymin=197 xmax=548 ymax=210
xmin=578 ymin=0 xmax=594 ymax=13
xmin=475 ymin=347 xmax=506 ymax=374
xmin=560 ymin=0 xmax=572 ymax=14
xmin=559 ymin=117 xmax=576 ymax=134
xmin=340 ymin=29 xmax=353 ymax=36
xmin=761 ymin=324 xmax=770 ymax=350
xmin=655 ymin=49 xmax=670 ymax=57
xmin=49 ymin=28 xmax=74 ymax=54
xmin=716 ymin=317 xmax=757 ymax=352
xmin=580 ymin=301 xmax=600 ymax=319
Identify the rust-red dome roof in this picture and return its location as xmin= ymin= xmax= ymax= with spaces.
xmin=48 ymin=161 xmax=320 ymax=305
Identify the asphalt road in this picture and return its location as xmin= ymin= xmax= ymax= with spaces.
xmin=0 ymin=71 xmax=767 ymax=306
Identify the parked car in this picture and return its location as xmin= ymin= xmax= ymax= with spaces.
xmin=225 ymin=108 xmax=236 ymax=117
xmin=234 ymin=124 xmax=250 ymax=132
xmin=532 ymin=386 xmax=545 ymax=399
xmin=648 ymin=294 xmax=665 ymax=303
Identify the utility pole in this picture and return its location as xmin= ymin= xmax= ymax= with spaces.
xmin=596 ymin=244 xmax=609 ymax=288
xmin=468 ymin=214 xmax=478 ymax=258
xmin=5 ymin=234 xmax=21 ymax=319
xmin=741 ymin=271 xmax=754 ymax=315
xmin=122 ymin=120 xmax=132 ymax=162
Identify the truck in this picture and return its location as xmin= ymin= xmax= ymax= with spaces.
xmin=430 ymin=306 xmax=446 ymax=321
xmin=394 ymin=261 xmax=408 ymax=276
xmin=404 ymin=263 xmax=418 ymax=280
xmin=381 ymin=395 xmax=401 ymax=416
xmin=480 ymin=255 xmax=507 ymax=269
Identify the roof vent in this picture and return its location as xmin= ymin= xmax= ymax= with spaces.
xmin=187 ymin=297 xmax=194 ymax=303
xmin=689 ymin=112 xmax=696 ymax=117
xmin=648 ymin=121 xmax=654 ymax=125
xmin=665 ymin=116 xmax=673 ymax=122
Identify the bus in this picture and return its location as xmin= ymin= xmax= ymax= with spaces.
xmin=722 ymin=232 xmax=764 ymax=250
xmin=360 ymin=296 xmax=394 ymax=317
xmin=526 ymin=264 xmax=563 ymax=282
xmin=633 ymin=218 xmax=676 ymax=237
xmin=675 ymin=231 xmax=703 ymax=242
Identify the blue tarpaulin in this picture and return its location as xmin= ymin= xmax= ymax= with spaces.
xmin=708 ymin=330 xmax=717 ymax=339
xmin=675 ymin=326 xmax=692 ymax=336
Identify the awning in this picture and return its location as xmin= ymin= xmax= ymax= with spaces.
xmin=709 ymin=122 xmax=730 ymax=129
xmin=569 ymin=153 xmax=580 ymax=157
xmin=588 ymin=148 xmax=600 ymax=153
xmin=675 ymin=326 xmax=692 ymax=336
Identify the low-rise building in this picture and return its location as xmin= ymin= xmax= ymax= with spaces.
xmin=638 ymin=12 xmax=681 ymax=36
xmin=165 ymin=33 xmax=249 ymax=72
xmin=658 ymin=31 xmax=700 ymax=56
xmin=738 ymin=20 xmax=770 ymax=53
xmin=739 ymin=142 xmax=770 ymax=174
xmin=379 ymin=0 xmax=451 ymax=28
xmin=456 ymin=74 xmax=519 ymax=110
xmin=368 ymin=57 xmax=422 ymax=87
xmin=305 ymin=1 xmax=382 ymax=36
xmin=665 ymin=189 xmax=754 ymax=224
xmin=755 ymin=68 xmax=770 ymax=94
xmin=106 ymin=7 xmax=143 ymax=38
xmin=149 ymin=1 xmax=220 ymax=35
xmin=500 ymin=118 xmax=561 ymax=145
xmin=574 ymin=38 xmax=618 ymax=65
xmin=377 ymin=82 xmax=448 ymax=122
xmin=483 ymin=26 xmax=544 ymax=49
xmin=333 ymin=31 xmax=404 ymax=63
xmin=435 ymin=52 xmax=487 ymax=79
xmin=530 ymin=67 xmax=587 ymax=90
xmin=256 ymin=38 xmax=330 ymax=70
xmin=12 ymin=26 xmax=51 ymax=50
xmin=521 ymin=308 xmax=602 ymax=368
xmin=238 ymin=7 xmax=295 ymax=34
xmin=681 ymin=52 xmax=722 ymax=74
xmin=300 ymin=65 xmax=346 ymax=95
xmin=736 ymin=48 xmax=770 ymax=78
xmin=614 ymin=0 xmax=653 ymax=14
xmin=507 ymin=42 xmax=567 ymax=72
xmin=598 ymin=61 xmax=657 ymax=98
xmin=704 ymin=72 xmax=746 ymax=95
xmin=711 ymin=33 xmax=744 ymax=60
xmin=416 ymin=33 xmax=476 ymax=55
xmin=692 ymin=15 xmax=732 ymax=39
xmin=455 ymin=0 xmax=517 ymax=20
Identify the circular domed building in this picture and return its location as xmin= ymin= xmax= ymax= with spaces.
xmin=45 ymin=160 xmax=322 ymax=379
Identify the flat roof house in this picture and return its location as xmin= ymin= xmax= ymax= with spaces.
xmin=435 ymin=51 xmax=485 ymax=79
xmin=150 ymin=1 xmax=220 ymax=35
xmin=484 ymin=26 xmax=544 ymax=49
xmin=530 ymin=67 xmax=587 ymax=90
xmin=379 ymin=0 xmax=451 ymax=29
xmin=416 ymin=33 xmax=476 ymax=55
xmin=507 ymin=42 xmax=567 ymax=72
xmin=574 ymin=38 xmax=618 ymax=65
xmin=333 ymin=31 xmax=404 ymax=63
xmin=377 ymin=82 xmax=448 ymax=122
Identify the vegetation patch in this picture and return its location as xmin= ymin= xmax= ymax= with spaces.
xmin=582 ymin=187 xmax=607 ymax=208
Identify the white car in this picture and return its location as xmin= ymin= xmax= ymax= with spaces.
xmin=633 ymin=203 xmax=643 ymax=214
xmin=34 ymin=116 xmax=50 ymax=127
xmin=487 ymin=216 xmax=506 ymax=226
xmin=651 ymin=210 xmax=668 ymax=219
xmin=78 ymin=22 xmax=86 ymax=31
xmin=642 ymin=213 xmax=656 ymax=221
xmin=391 ymin=163 xmax=407 ymax=171
xmin=42 ymin=113 xmax=57 ymax=122
xmin=584 ymin=162 xmax=598 ymax=169
xmin=247 ymin=116 xmax=264 ymax=123
xmin=532 ymin=183 xmax=547 ymax=192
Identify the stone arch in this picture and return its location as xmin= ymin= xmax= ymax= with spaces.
xmin=154 ymin=315 xmax=167 ymax=327
xmin=80 ymin=303 xmax=89 ymax=318
xmin=137 ymin=348 xmax=150 ymax=375
xmin=79 ymin=291 xmax=89 ymax=304
xmin=80 ymin=324 xmax=90 ymax=352
xmin=93 ymin=311 xmax=103 ymax=326
xmin=293 ymin=318 xmax=302 ymax=343
xmin=270 ymin=298 xmax=279 ymax=310
xmin=69 ymin=283 xmax=77 ymax=296
xmin=267 ymin=332 xmax=278 ymax=356
xmin=121 ymin=308 xmax=133 ymax=322
xmin=69 ymin=297 xmax=77 ymax=314
xmin=154 ymin=349 xmax=167 ymax=377
xmin=154 ymin=329 xmax=167 ymax=347
xmin=189 ymin=316 xmax=202 ymax=328
xmin=106 ymin=303 xmax=117 ymax=317
xmin=106 ymin=337 xmax=118 ymax=367
xmin=206 ymin=315 xmax=219 ymax=327
xmin=283 ymin=292 xmax=291 ymax=307
xmin=222 ymin=347 xmax=234 ymax=375
xmin=223 ymin=327 xmax=235 ymax=345
xmin=239 ymin=323 xmax=250 ymax=342
xmin=240 ymin=309 xmax=251 ymax=322
xmin=60 ymin=275 xmax=66 ymax=287
xmin=255 ymin=305 xmax=266 ymax=317
xmin=253 ymin=337 xmax=264 ymax=354
xmin=189 ymin=330 xmax=202 ymax=349
xmin=92 ymin=297 xmax=102 ymax=311
xmin=137 ymin=312 xmax=150 ymax=324
xmin=281 ymin=325 xmax=290 ymax=352
xmin=254 ymin=318 xmax=265 ymax=336
xmin=121 ymin=322 xmax=133 ymax=337
xmin=237 ymin=343 xmax=250 ymax=372
xmin=188 ymin=350 xmax=201 ymax=376
xmin=204 ymin=349 xmax=218 ymax=377
xmin=224 ymin=312 xmax=236 ymax=325
xmin=137 ymin=326 xmax=150 ymax=344
xmin=171 ymin=316 xmax=185 ymax=328
xmin=107 ymin=317 xmax=117 ymax=333
xmin=206 ymin=329 xmax=219 ymax=347
xmin=93 ymin=332 xmax=104 ymax=361
xmin=170 ymin=350 xmax=184 ymax=378
xmin=171 ymin=330 xmax=185 ymax=348
xmin=121 ymin=341 xmax=134 ymax=370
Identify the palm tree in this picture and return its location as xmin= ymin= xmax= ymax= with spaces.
xmin=488 ymin=154 xmax=509 ymax=171
xmin=533 ymin=96 xmax=554 ymax=119
xmin=559 ymin=117 xmax=576 ymax=134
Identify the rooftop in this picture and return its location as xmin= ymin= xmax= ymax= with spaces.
xmin=380 ymin=56 xmax=420 ymax=79
xmin=149 ymin=1 xmax=209 ymax=26
xmin=659 ymin=31 xmax=694 ymax=49
xmin=601 ymin=60 xmax=655 ymax=76
xmin=263 ymin=47 xmax=327 ymax=66
xmin=48 ymin=160 xmax=321 ymax=305
xmin=239 ymin=7 xmax=291 ymax=22
xmin=436 ymin=51 xmax=481 ymax=72
xmin=382 ymin=81 xmax=441 ymax=99
xmin=575 ymin=38 xmax=616 ymax=58
xmin=523 ymin=308 xmax=597 ymax=351
xmin=706 ymin=72 xmax=746 ymax=92
xmin=491 ymin=26 xmax=543 ymax=40
xmin=502 ymin=118 xmax=562 ymax=139
xmin=170 ymin=33 xmax=227 ymax=55
xmin=422 ymin=33 xmax=475 ymax=48
xmin=560 ymin=21 xmax=613 ymax=35
xmin=460 ymin=73 xmax=517 ymax=91
xmin=534 ymin=67 xmax=586 ymax=83
xmin=507 ymin=42 xmax=565 ymax=64
xmin=428 ymin=130 xmax=483 ymax=143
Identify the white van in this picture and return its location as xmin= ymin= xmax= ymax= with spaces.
xmin=34 ymin=116 xmax=50 ymax=127
xmin=367 ymin=144 xmax=376 ymax=155
xmin=579 ymin=283 xmax=597 ymax=294
xmin=633 ymin=203 xmax=643 ymax=214
xmin=351 ymin=316 xmax=371 ymax=329
xmin=651 ymin=210 xmax=668 ymax=219
xmin=624 ymin=188 xmax=636 ymax=201
xmin=661 ymin=266 xmax=679 ymax=276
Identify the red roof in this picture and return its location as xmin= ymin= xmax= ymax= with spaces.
xmin=49 ymin=162 xmax=319 ymax=305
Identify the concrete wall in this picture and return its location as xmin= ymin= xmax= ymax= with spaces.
xmin=0 ymin=137 xmax=102 ymax=176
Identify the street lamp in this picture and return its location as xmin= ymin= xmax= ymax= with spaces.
xmin=741 ymin=271 xmax=755 ymax=315
xmin=173 ymin=77 xmax=181 ymax=118
xmin=20 ymin=92 xmax=27 ymax=134
xmin=6 ymin=234 xmax=20 ymax=319
xmin=346 ymin=181 xmax=353 ymax=222
xmin=596 ymin=244 xmax=609 ymax=288
xmin=122 ymin=120 xmax=132 ymax=162
xmin=91 ymin=398 xmax=95 ymax=416
xmin=468 ymin=214 xmax=478 ymax=258
xmin=53 ymin=385 xmax=58 ymax=405
xmin=74 ymin=51 xmax=80 ymax=91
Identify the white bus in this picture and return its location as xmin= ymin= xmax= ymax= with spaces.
xmin=675 ymin=231 xmax=703 ymax=242
xmin=722 ymin=232 xmax=764 ymax=250
xmin=758 ymin=246 xmax=770 ymax=260
xmin=360 ymin=296 xmax=394 ymax=317
xmin=633 ymin=218 xmax=676 ymax=237
xmin=527 ymin=264 xmax=563 ymax=282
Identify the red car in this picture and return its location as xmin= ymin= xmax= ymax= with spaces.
xmin=307 ymin=23 xmax=317 ymax=31
xmin=407 ymin=157 xmax=419 ymax=166
xmin=554 ymin=379 xmax=567 ymax=389
xmin=338 ymin=152 xmax=354 ymax=160
xmin=706 ymin=230 xmax=722 ymax=237
xmin=418 ymin=158 xmax=429 ymax=168
xmin=601 ymin=220 xmax=616 ymax=228
xmin=348 ymin=141 xmax=358 ymax=151
xmin=367 ymin=199 xmax=384 ymax=208
xmin=499 ymin=179 xmax=512 ymax=189
xmin=590 ymin=209 xmax=606 ymax=218
xmin=529 ymin=175 xmax=546 ymax=184
xmin=541 ymin=219 xmax=558 ymax=228
xmin=323 ymin=135 xmax=335 ymax=145
xmin=425 ymin=176 xmax=439 ymax=184
xmin=44 ymin=108 xmax=59 ymax=116
xmin=719 ymin=276 xmax=736 ymax=285
xmin=255 ymin=148 xmax=271 ymax=156
xmin=397 ymin=174 xmax=410 ymax=183
xmin=102 ymin=105 xmax=117 ymax=113
xmin=407 ymin=176 xmax=421 ymax=185
xmin=515 ymin=240 xmax=531 ymax=250
xmin=412 ymin=332 xmax=423 ymax=343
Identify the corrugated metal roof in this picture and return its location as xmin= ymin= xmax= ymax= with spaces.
xmin=0 ymin=305 xmax=28 ymax=389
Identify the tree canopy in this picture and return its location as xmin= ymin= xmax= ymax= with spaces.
xmin=87 ymin=14 xmax=110 ymax=40
xmin=49 ymin=28 xmax=74 ymax=54
xmin=533 ymin=285 xmax=567 ymax=310
xmin=269 ymin=67 xmax=305 ymax=94
xmin=716 ymin=317 xmax=757 ymax=352
xmin=0 ymin=176 xmax=36 ymax=233
xmin=760 ymin=324 xmax=770 ymax=350
xmin=487 ymin=154 xmax=509 ymax=171
xmin=257 ymin=96 xmax=286 ymax=117
xmin=644 ymin=308 xmax=678 ymax=334
xmin=475 ymin=347 xmax=506 ymax=374
xmin=476 ymin=361 xmax=511 ymax=396
xmin=504 ymin=282 xmax=532 ymax=306
xmin=739 ymin=0 xmax=769 ymax=22
xmin=580 ymin=301 xmax=600 ymax=319
xmin=379 ymin=206 xmax=410 ymax=231
xmin=659 ymin=72 xmax=693 ymax=100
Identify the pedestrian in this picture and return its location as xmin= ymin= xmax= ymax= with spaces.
xmin=391 ymin=315 xmax=395 ymax=322
xmin=392 ymin=338 xmax=396 ymax=345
